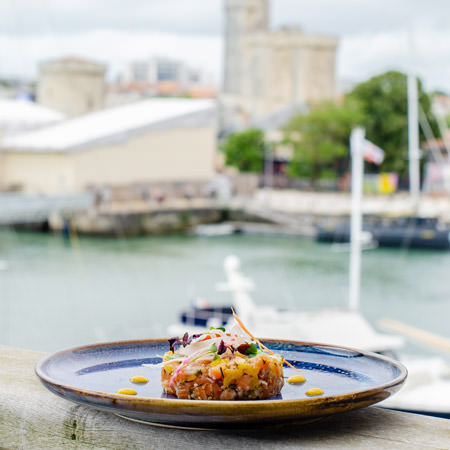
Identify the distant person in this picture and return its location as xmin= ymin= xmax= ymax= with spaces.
xmin=215 ymin=170 xmax=232 ymax=201
xmin=101 ymin=186 xmax=112 ymax=207
xmin=183 ymin=186 xmax=195 ymax=200
xmin=205 ymin=170 xmax=232 ymax=201
xmin=140 ymin=186 xmax=151 ymax=202
xmin=154 ymin=188 xmax=165 ymax=204
xmin=94 ymin=189 xmax=102 ymax=208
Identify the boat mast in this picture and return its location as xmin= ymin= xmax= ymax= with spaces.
xmin=407 ymin=33 xmax=421 ymax=212
xmin=348 ymin=127 xmax=365 ymax=310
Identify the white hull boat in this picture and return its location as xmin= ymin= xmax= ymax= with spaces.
xmin=168 ymin=255 xmax=450 ymax=419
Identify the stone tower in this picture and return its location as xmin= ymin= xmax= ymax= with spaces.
xmin=223 ymin=0 xmax=269 ymax=96
xmin=220 ymin=0 xmax=338 ymax=131
xmin=37 ymin=57 xmax=106 ymax=118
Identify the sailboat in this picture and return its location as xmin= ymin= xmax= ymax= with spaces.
xmin=317 ymin=67 xmax=450 ymax=250
xmin=168 ymin=124 xmax=450 ymax=418
xmin=168 ymin=254 xmax=404 ymax=355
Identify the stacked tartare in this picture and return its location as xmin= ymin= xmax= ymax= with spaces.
xmin=160 ymin=327 xmax=284 ymax=400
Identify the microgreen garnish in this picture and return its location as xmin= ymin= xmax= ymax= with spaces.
xmin=168 ymin=333 xmax=202 ymax=352
xmin=237 ymin=343 xmax=249 ymax=354
xmin=209 ymin=326 xmax=226 ymax=332
xmin=209 ymin=343 xmax=218 ymax=353
xmin=217 ymin=340 xmax=227 ymax=355
xmin=166 ymin=352 xmax=182 ymax=360
xmin=168 ymin=337 xmax=178 ymax=353
xmin=245 ymin=343 xmax=258 ymax=357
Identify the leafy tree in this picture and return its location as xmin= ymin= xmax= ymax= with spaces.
xmin=347 ymin=71 xmax=439 ymax=177
xmin=221 ymin=128 xmax=265 ymax=173
xmin=283 ymin=101 xmax=365 ymax=186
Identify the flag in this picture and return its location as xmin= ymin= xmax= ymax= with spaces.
xmin=362 ymin=139 xmax=385 ymax=165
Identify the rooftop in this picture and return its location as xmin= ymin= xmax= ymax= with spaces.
xmin=39 ymin=56 xmax=107 ymax=75
xmin=0 ymin=99 xmax=65 ymax=129
xmin=1 ymin=98 xmax=216 ymax=152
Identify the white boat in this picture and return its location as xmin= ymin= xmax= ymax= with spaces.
xmin=168 ymin=254 xmax=450 ymax=418
xmin=169 ymin=255 xmax=402 ymax=354
xmin=380 ymin=355 xmax=450 ymax=418
xmin=194 ymin=223 xmax=239 ymax=237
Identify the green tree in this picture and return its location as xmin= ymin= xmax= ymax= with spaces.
xmin=347 ymin=71 xmax=439 ymax=177
xmin=283 ymin=101 xmax=364 ymax=186
xmin=221 ymin=128 xmax=265 ymax=172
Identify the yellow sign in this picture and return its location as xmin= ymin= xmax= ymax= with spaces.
xmin=378 ymin=173 xmax=397 ymax=194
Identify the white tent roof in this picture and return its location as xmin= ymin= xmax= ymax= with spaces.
xmin=0 ymin=99 xmax=65 ymax=128
xmin=1 ymin=98 xmax=216 ymax=152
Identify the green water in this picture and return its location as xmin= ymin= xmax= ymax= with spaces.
xmin=0 ymin=229 xmax=449 ymax=354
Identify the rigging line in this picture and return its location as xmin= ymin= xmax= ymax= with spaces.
xmin=433 ymin=112 xmax=450 ymax=159
xmin=418 ymin=105 xmax=445 ymax=165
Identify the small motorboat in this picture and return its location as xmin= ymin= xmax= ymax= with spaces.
xmin=194 ymin=223 xmax=241 ymax=237
xmin=180 ymin=298 xmax=233 ymax=328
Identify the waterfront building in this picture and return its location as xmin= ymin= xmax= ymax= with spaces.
xmin=0 ymin=99 xmax=65 ymax=138
xmin=37 ymin=57 xmax=107 ymax=118
xmin=0 ymin=98 xmax=216 ymax=195
xmin=221 ymin=0 xmax=338 ymax=130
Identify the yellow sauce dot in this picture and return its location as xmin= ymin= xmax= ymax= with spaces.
xmin=117 ymin=388 xmax=137 ymax=395
xmin=287 ymin=375 xmax=306 ymax=384
xmin=130 ymin=375 xmax=148 ymax=383
xmin=305 ymin=387 xmax=324 ymax=396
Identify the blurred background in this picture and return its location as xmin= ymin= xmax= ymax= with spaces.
xmin=1 ymin=0 xmax=450 ymax=417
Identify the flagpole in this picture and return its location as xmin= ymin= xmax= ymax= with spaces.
xmin=349 ymin=127 xmax=365 ymax=311
xmin=408 ymin=31 xmax=420 ymax=212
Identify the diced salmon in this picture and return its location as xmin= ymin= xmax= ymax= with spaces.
xmin=160 ymin=349 xmax=284 ymax=401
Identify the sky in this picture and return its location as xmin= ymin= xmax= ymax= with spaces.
xmin=1 ymin=0 xmax=450 ymax=93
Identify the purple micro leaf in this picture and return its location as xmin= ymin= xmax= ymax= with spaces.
xmin=217 ymin=340 xmax=227 ymax=355
xmin=168 ymin=337 xmax=179 ymax=353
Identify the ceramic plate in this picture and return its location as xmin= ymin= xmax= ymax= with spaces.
xmin=35 ymin=339 xmax=407 ymax=429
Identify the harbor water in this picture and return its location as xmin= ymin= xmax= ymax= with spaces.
xmin=0 ymin=229 xmax=449 ymax=355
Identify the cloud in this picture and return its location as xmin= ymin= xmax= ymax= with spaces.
xmin=0 ymin=0 xmax=222 ymax=36
xmin=338 ymin=28 xmax=450 ymax=93
xmin=0 ymin=30 xmax=223 ymax=82
xmin=1 ymin=0 xmax=450 ymax=93
xmin=272 ymin=0 xmax=450 ymax=35
xmin=2 ymin=0 xmax=449 ymax=38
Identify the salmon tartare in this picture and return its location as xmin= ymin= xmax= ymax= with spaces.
xmin=160 ymin=327 xmax=284 ymax=400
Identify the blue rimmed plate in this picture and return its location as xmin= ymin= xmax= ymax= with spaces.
xmin=35 ymin=339 xmax=407 ymax=429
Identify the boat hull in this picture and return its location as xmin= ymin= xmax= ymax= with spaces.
xmin=317 ymin=218 xmax=450 ymax=250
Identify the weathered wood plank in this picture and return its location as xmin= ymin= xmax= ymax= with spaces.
xmin=1 ymin=344 xmax=449 ymax=449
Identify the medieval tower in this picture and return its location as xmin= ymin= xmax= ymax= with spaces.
xmin=223 ymin=0 xmax=269 ymax=96
xmin=221 ymin=0 xmax=338 ymax=130
xmin=37 ymin=57 xmax=106 ymax=118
